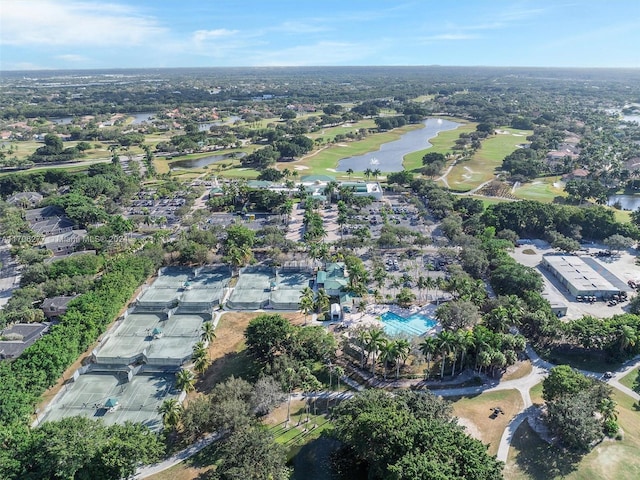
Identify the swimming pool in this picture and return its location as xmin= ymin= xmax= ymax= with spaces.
xmin=380 ymin=311 xmax=437 ymax=337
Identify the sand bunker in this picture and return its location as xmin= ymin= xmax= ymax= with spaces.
xmin=294 ymin=165 xmax=309 ymax=170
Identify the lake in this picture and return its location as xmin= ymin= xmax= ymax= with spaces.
xmin=170 ymin=152 xmax=245 ymax=169
xmin=129 ymin=112 xmax=155 ymax=124
xmin=198 ymin=115 xmax=241 ymax=131
xmin=336 ymin=118 xmax=461 ymax=172
xmin=607 ymin=194 xmax=640 ymax=211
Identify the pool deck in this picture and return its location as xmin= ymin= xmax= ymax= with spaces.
xmin=344 ymin=303 xmax=441 ymax=336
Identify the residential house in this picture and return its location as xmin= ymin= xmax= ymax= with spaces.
xmin=41 ymin=295 xmax=78 ymax=320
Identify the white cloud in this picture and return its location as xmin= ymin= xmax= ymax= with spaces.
xmin=192 ymin=29 xmax=239 ymax=44
xmin=56 ymin=54 xmax=88 ymax=62
xmin=0 ymin=0 xmax=166 ymax=46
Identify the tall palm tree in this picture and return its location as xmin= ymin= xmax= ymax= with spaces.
xmin=364 ymin=168 xmax=373 ymax=180
xmin=423 ymin=276 xmax=436 ymax=302
xmin=346 ymin=168 xmax=354 ymax=179
xmin=356 ymin=328 xmax=369 ymax=368
xmin=419 ymin=336 xmax=438 ymax=379
xmin=175 ymin=369 xmax=196 ymax=393
xmin=473 ymin=326 xmax=493 ymax=372
xmin=300 ymin=295 xmax=314 ymax=325
xmin=365 ymin=328 xmax=386 ymax=375
xmin=372 ymin=168 xmax=381 ymax=180
xmin=158 ymin=398 xmax=183 ymax=431
xmin=436 ymin=330 xmax=456 ymax=379
xmin=456 ymin=329 xmax=475 ymax=374
xmin=315 ymin=288 xmax=330 ymax=318
xmin=394 ymin=339 xmax=411 ymax=379
xmin=284 ymin=367 xmax=296 ymax=425
xmin=200 ymin=321 xmax=216 ymax=344
xmin=378 ymin=339 xmax=397 ymax=380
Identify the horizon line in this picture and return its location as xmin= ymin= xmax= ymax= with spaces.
xmin=2 ymin=65 xmax=640 ymax=74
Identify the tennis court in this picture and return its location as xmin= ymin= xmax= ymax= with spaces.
xmin=227 ymin=266 xmax=273 ymax=309
xmin=41 ymin=372 xmax=179 ymax=431
xmin=95 ymin=313 xmax=205 ymax=365
xmin=270 ymin=270 xmax=312 ymax=309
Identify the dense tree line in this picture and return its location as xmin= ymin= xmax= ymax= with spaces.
xmin=543 ymin=366 xmax=618 ymax=452
xmin=331 ymin=389 xmax=504 ymax=480
xmin=1 ymin=417 xmax=164 ymax=480
xmin=0 ymin=252 xmax=159 ymax=429
xmin=481 ymin=200 xmax=639 ymax=241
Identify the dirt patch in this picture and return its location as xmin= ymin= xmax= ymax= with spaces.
xmin=197 ymin=311 xmax=307 ymax=392
xmin=522 ymin=248 xmax=536 ymax=255
xmin=457 ymin=416 xmax=483 ymax=441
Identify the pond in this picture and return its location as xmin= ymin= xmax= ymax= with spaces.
xmin=170 ymin=152 xmax=245 ymax=169
xmin=198 ymin=115 xmax=241 ymax=131
xmin=129 ymin=112 xmax=155 ymax=124
xmin=49 ymin=116 xmax=74 ymax=125
xmin=607 ymin=194 xmax=640 ymax=211
xmin=336 ymin=118 xmax=461 ymax=172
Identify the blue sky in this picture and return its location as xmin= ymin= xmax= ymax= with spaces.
xmin=1 ymin=0 xmax=639 ymax=70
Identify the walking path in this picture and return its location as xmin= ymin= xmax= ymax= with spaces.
xmin=134 ymin=346 xmax=640 ymax=476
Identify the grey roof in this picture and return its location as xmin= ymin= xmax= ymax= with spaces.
xmin=41 ymin=296 xmax=77 ymax=312
xmin=24 ymin=205 xmax=66 ymax=222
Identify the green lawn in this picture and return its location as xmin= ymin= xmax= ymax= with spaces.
xmin=403 ymin=121 xmax=476 ymax=172
xmin=447 ymin=128 xmax=532 ymax=192
xmin=513 ymin=176 xmax=567 ymax=202
xmin=504 ymin=389 xmax=640 ymax=480
xmin=619 ymin=368 xmax=639 ymax=393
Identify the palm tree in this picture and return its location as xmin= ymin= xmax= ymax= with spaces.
xmin=299 ymin=294 xmax=314 ymax=325
xmin=436 ymin=330 xmax=456 ymax=379
xmin=599 ymin=398 xmax=618 ymax=423
xmin=485 ymin=306 xmax=511 ymax=334
xmin=284 ymin=367 xmax=296 ymax=425
xmin=193 ymin=355 xmax=210 ymax=375
xmin=334 ymin=365 xmax=345 ymax=392
xmin=378 ymin=339 xmax=397 ymax=380
xmin=175 ymin=369 xmax=196 ymax=393
xmin=372 ymin=168 xmax=381 ymax=180
xmin=473 ymin=326 xmax=493 ymax=372
xmin=423 ymin=276 xmax=436 ymax=302
xmin=346 ymin=168 xmax=354 ymax=179
xmin=365 ymin=328 xmax=386 ymax=375
xmin=394 ymin=339 xmax=411 ymax=379
xmin=158 ymin=398 xmax=183 ymax=431
xmin=200 ymin=321 xmax=216 ymax=344
xmin=456 ymin=329 xmax=474 ymax=374
xmin=419 ymin=336 xmax=438 ymax=379
xmin=364 ymin=168 xmax=372 ymax=180
xmin=356 ymin=328 xmax=369 ymax=368
xmin=357 ymin=299 xmax=367 ymax=319
xmin=315 ymin=288 xmax=330 ymax=318
xmin=616 ymin=325 xmax=637 ymax=353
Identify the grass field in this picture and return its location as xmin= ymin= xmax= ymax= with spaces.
xmin=446 ymin=128 xmax=532 ymax=192
xmin=403 ymin=121 xmax=476 ymax=172
xmin=529 ymin=382 xmax=544 ymax=405
xmin=450 ymin=389 xmax=523 ymax=456
xmin=504 ymin=389 xmax=640 ymax=480
xmin=619 ymin=368 xmax=639 ymax=393
xmin=513 ymin=176 xmax=567 ymax=202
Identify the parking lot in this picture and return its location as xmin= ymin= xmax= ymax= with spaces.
xmin=510 ymin=240 xmax=640 ymax=320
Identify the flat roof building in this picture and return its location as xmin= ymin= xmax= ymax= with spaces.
xmin=541 ymin=254 xmax=625 ymax=299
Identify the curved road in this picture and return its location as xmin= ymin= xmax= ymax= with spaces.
xmin=134 ymin=347 xmax=640 ymax=477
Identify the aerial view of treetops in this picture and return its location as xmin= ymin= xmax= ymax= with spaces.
xmin=1 ymin=1 xmax=640 ymax=479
